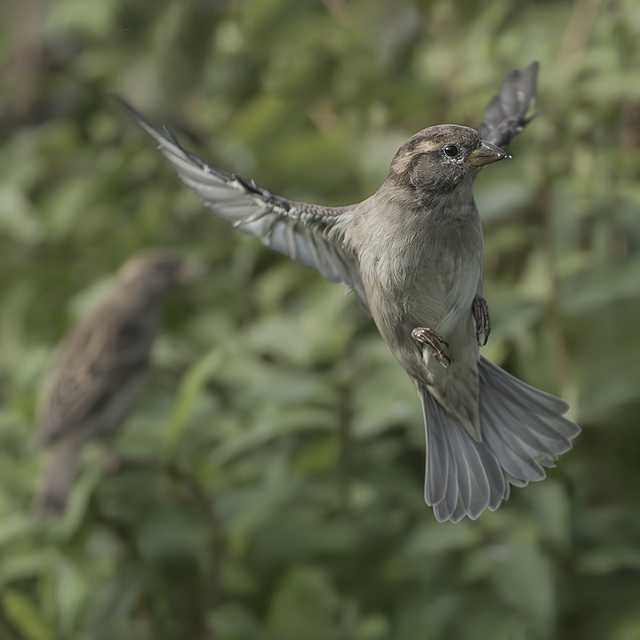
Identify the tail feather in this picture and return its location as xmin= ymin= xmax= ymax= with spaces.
xmin=425 ymin=389 xmax=508 ymax=522
xmin=420 ymin=356 xmax=580 ymax=523
xmin=424 ymin=399 xmax=450 ymax=506
xmin=481 ymin=357 xmax=569 ymax=414
xmin=448 ymin=421 xmax=490 ymax=515
xmin=480 ymin=401 xmax=547 ymax=484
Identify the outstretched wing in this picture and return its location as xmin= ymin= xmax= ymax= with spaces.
xmin=479 ymin=61 xmax=539 ymax=148
xmin=119 ymin=99 xmax=368 ymax=310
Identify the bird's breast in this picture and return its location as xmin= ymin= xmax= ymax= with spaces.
xmin=355 ymin=199 xmax=484 ymax=379
xmin=363 ymin=211 xmax=482 ymax=326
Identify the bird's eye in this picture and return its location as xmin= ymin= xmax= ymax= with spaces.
xmin=443 ymin=144 xmax=460 ymax=158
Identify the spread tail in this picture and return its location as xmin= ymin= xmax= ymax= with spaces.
xmin=31 ymin=438 xmax=81 ymax=520
xmin=419 ymin=356 xmax=580 ymax=523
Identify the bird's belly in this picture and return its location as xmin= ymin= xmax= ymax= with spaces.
xmin=404 ymin=250 xmax=480 ymax=334
xmin=364 ymin=253 xmax=479 ymax=380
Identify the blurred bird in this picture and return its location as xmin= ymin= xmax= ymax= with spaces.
xmin=32 ymin=250 xmax=202 ymax=520
xmin=120 ymin=62 xmax=580 ymax=523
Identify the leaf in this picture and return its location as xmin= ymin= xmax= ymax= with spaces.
xmin=162 ymin=348 xmax=225 ymax=452
xmin=489 ymin=542 xmax=556 ymax=638
xmin=0 ymin=513 xmax=31 ymax=548
xmin=522 ymin=481 xmax=571 ymax=551
xmin=136 ymin=510 xmax=209 ymax=564
xmin=579 ymin=547 xmax=640 ymax=574
xmin=0 ymin=553 xmax=49 ymax=587
xmin=267 ymin=566 xmax=341 ymax=640
xmin=1 ymin=588 xmax=55 ymax=640
xmin=561 ymin=255 xmax=640 ymax=315
xmin=404 ymin=520 xmax=479 ymax=556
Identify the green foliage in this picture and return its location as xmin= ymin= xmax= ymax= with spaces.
xmin=1 ymin=0 xmax=640 ymax=638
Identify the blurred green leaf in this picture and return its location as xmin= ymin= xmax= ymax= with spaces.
xmin=266 ymin=566 xmax=340 ymax=640
xmin=162 ymin=348 xmax=224 ymax=452
xmin=490 ymin=542 xmax=556 ymax=638
xmin=1 ymin=588 xmax=55 ymax=640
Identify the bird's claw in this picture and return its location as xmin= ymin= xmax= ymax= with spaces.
xmin=412 ymin=327 xmax=451 ymax=368
xmin=473 ymin=296 xmax=490 ymax=346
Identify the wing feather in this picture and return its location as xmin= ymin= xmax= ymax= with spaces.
xmin=119 ymin=99 xmax=369 ymax=310
xmin=479 ymin=61 xmax=539 ymax=148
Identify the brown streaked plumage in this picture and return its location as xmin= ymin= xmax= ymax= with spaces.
xmin=120 ymin=62 xmax=580 ymax=523
xmin=32 ymin=250 xmax=202 ymax=519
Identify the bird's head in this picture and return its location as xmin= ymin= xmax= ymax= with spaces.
xmin=117 ymin=250 xmax=204 ymax=299
xmin=388 ymin=125 xmax=508 ymax=195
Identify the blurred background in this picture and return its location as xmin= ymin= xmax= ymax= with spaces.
xmin=1 ymin=0 xmax=640 ymax=638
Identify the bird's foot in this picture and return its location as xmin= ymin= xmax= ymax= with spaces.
xmin=411 ymin=327 xmax=451 ymax=368
xmin=473 ymin=296 xmax=490 ymax=346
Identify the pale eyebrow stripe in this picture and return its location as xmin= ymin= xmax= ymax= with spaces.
xmin=392 ymin=139 xmax=440 ymax=173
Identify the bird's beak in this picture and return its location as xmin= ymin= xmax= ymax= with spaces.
xmin=468 ymin=140 xmax=510 ymax=167
xmin=176 ymin=261 xmax=206 ymax=284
